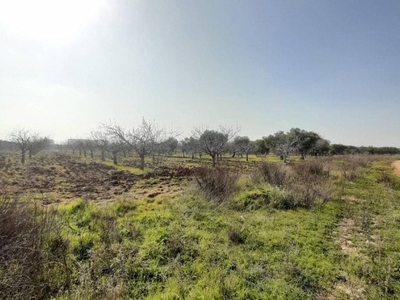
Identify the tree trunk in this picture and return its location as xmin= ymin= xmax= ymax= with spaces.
xmin=29 ymin=149 xmax=32 ymax=159
xmin=246 ymin=153 xmax=249 ymax=161
xmin=211 ymin=155 xmax=216 ymax=167
xmin=140 ymin=154 xmax=145 ymax=170
xmin=79 ymin=149 xmax=82 ymax=156
xmin=101 ymin=151 xmax=105 ymax=161
xmin=21 ymin=150 xmax=26 ymax=164
xmin=112 ymin=152 xmax=117 ymax=165
xmin=84 ymin=149 xmax=87 ymax=157
xmin=90 ymin=150 xmax=94 ymax=159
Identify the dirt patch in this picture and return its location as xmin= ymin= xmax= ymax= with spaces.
xmin=391 ymin=160 xmax=400 ymax=176
xmin=0 ymin=153 xmax=192 ymax=204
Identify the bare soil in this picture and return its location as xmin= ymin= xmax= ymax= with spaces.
xmin=0 ymin=153 xmax=193 ymax=204
xmin=391 ymin=160 xmax=400 ymax=176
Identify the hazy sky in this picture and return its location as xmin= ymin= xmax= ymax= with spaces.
xmin=1 ymin=0 xmax=399 ymax=146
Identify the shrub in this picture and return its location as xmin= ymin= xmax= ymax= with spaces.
xmin=194 ymin=167 xmax=239 ymax=202
xmin=0 ymin=195 xmax=55 ymax=299
xmin=287 ymin=160 xmax=333 ymax=208
xmin=257 ymin=162 xmax=288 ymax=188
xmin=255 ymin=160 xmax=334 ymax=209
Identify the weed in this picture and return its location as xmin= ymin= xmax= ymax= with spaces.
xmin=194 ymin=167 xmax=239 ymax=202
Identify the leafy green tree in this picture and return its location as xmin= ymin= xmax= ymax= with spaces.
xmin=194 ymin=126 xmax=238 ymax=167
xmin=330 ymin=144 xmax=347 ymax=155
xmin=233 ymin=136 xmax=254 ymax=161
xmin=254 ymin=139 xmax=270 ymax=156
xmin=181 ymin=137 xmax=199 ymax=159
xmin=159 ymin=137 xmax=178 ymax=156
xmin=289 ymin=128 xmax=320 ymax=159
xmin=313 ymin=138 xmax=331 ymax=156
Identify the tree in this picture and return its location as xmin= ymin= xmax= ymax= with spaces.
xmin=10 ymin=129 xmax=49 ymax=164
xmin=193 ymin=126 xmax=239 ymax=167
xmin=10 ymin=129 xmax=31 ymax=164
xmin=158 ymin=137 xmax=178 ymax=156
xmin=254 ymin=139 xmax=270 ymax=156
xmin=289 ymin=128 xmax=320 ymax=160
xmin=27 ymin=135 xmax=51 ymax=159
xmin=102 ymin=119 xmax=168 ymax=170
xmin=84 ymin=139 xmax=97 ymax=159
xmin=265 ymin=131 xmax=301 ymax=163
xmin=91 ymin=130 xmax=125 ymax=164
xmin=330 ymin=144 xmax=347 ymax=155
xmin=233 ymin=136 xmax=254 ymax=161
xmin=313 ymin=138 xmax=331 ymax=156
xmin=181 ymin=137 xmax=199 ymax=159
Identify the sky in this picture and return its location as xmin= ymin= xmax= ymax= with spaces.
xmin=0 ymin=0 xmax=399 ymax=146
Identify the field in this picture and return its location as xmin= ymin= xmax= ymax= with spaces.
xmin=1 ymin=152 xmax=400 ymax=299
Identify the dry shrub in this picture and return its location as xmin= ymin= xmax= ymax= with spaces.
xmin=340 ymin=155 xmax=371 ymax=180
xmin=291 ymin=159 xmax=326 ymax=179
xmin=194 ymin=167 xmax=239 ymax=202
xmin=256 ymin=162 xmax=288 ymax=188
xmin=287 ymin=160 xmax=333 ymax=208
xmin=286 ymin=160 xmax=332 ymax=208
xmin=255 ymin=160 xmax=334 ymax=209
xmin=0 ymin=195 xmax=54 ymax=299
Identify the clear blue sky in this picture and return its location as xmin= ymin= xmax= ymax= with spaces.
xmin=1 ymin=0 xmax=399 ymax=146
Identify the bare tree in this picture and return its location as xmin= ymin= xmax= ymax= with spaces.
xmin=10 ymin=129 xmax=49 ymax=164
xmin=27 ymin=135 xmax=51 ymax=159
xmin=193 ymin=126 xmax=239 ymax=167
xmin=91 ymin=130 xmax=125 ymax=164
xmin=102 ymin=119 xmax=169 ymax=170
xmin=10 ymin=129 xmax=31 ymax=164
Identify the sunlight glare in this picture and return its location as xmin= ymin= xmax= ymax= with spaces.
xmin=0 ymin=0 xmax=105 ymax=41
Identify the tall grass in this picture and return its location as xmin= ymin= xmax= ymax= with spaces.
xmin=0 ymin=195 xmax=55 ymax=299
xmin=193 ymin=167 xmax=239 ymax=202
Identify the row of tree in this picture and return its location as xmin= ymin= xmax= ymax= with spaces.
xmin=6 ymin=129 xmax=53 ymax=164
xmin=3 ymin=121 xmax=400 ymax=167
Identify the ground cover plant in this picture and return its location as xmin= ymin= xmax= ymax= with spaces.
xmin=1 ymin=152 xmax=400 ymax=299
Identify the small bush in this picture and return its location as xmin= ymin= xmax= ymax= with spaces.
xmin=0 ymin=195 xmax=55 ymax=299
xmin=257 ymin=162 xmax=288 ymax=187
xmin=255 ymin=160 xmax=334 ymax=209
xmin=291 ymin=159 xmax=326 ymax=179
xmin=194 ymin=167 xmax=239 ymax=202
xmin=287 ymin=160 xmax=333 ymax=208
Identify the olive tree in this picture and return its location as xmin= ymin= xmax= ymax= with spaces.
xmin=289 ymin=128 xmax=320 ymax=160
xmin=181 ymin=137 xmax=199 ymax=159
xmin=193 ymin=126 xmax=239 ymax=167
xmin=265 ymin=131 xmax=301 ymax=163
xmin=233 ymin=136 xmax=254 ymax=161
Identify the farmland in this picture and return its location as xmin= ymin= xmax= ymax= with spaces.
xmin=1 ymin=152 xmax=400 ymax=299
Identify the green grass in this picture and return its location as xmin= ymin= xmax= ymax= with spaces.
xmin=2 ymin=154 xmax=400 ymax=299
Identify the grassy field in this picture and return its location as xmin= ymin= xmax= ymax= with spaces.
xmin=1 ymin=152 xmax=400 ymax=299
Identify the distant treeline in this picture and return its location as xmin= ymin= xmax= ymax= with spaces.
xmin=330 ymin=144 xmax=400 ymax=155
xmin=0 ymin=140 xmax=16 ymax=152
